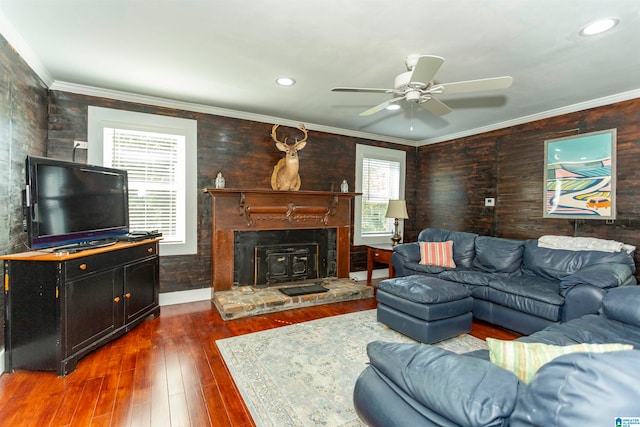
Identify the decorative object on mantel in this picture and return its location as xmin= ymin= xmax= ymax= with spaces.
xmin=340 ymin=179 xmax=349 ymax=192
xmin=270 ymin=123 xmax=308 ymax=191
xmin=214 ymin=171 xmax=225 ymax=189
xmin=385 ymin=199 xmax=409 ymax=246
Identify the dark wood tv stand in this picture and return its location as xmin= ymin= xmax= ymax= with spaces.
xmin=2 ymin=239 xmax=161 ymax=376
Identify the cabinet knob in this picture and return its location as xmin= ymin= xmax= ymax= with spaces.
xmin=147 ymin=247 xmax=153 ymax=253
xmin=79 ymin=264 xmax=87 ymax=270
xmin=114 ymin=296 xmax=121 ymax=303
xmin=125 ymin=292 xmax=131 ymax=299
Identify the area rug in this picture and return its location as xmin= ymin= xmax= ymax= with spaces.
xmin=216 ymin=309 xmax=488 ymax=427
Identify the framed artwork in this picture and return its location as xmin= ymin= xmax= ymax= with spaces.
xmin=543 ymin=128 xmax=616 ymax=220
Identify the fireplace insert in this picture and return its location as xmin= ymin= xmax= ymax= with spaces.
xmin=255 ymin=243 xmax=318 ymax=285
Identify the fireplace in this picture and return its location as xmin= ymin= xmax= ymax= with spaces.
xmin=204 ymin=189 xmax=357 ymax=292
xmin=234 ymin=228 xmax=337 ymax=286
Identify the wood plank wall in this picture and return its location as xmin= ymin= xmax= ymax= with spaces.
xmin=417 ymin=97 xmax=640 ymax=275
xmin=46 ymin=91 xmax=418 ymax=293
xmin=0 ymin=36 xmax=49 ymax=350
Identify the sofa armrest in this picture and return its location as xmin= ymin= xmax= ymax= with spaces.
xmin=559 ymin=263 xmax=634 ymax=296
xmin=366 ymin=341 xmax=521 ymax=427
xmin=561 ymin=284 xmax=606 ymax=322
xmin=391 ymin=243 xmax=420 ymax=276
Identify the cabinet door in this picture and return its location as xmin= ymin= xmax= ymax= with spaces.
xmin=65 ymin=269 xmax=121 ymax=356
xmin=124 ymin=257 xmax=159 ymax=324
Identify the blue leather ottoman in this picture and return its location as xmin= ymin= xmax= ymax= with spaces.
xmin=377 ymin=275 xmax=473 ymax=344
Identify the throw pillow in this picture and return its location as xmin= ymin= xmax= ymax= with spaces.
xmin=486 ymin=338 xmax=633 ymax=383
xmin=419 ymin=241 xmax=456 ymax=268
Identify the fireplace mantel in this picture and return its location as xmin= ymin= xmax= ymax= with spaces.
xmin=204 ymin=188 xmax=359 ymax=292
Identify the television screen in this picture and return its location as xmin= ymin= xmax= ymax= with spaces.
xmin=25 ymin=156 xmax=129 ymax=249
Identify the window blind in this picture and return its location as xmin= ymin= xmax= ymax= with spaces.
xmin=361 ymin=157 xmax=400 ymax=235
xmin=104 ymin=128 xmax=185 ymax=242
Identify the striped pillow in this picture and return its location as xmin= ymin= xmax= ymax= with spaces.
xmin=419 ymin=241 xmax=456 ymax=268
xmin=486 ymin=338 xmax=633 ymax=383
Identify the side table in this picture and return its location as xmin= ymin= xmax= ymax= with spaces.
xmin=367 ymin=244 xmax=395 ymax=285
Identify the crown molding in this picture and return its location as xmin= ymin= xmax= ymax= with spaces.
xmin=417 ymin=89 xmax=640 ymax=146
xmin=0 ymin=10 xmax=54 ymax=86
xmin=50 ymin=81 xmax=417 ymax=147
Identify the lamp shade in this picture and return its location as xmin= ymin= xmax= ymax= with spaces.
xmin=385 ymin=200 xmax=409 ymax=219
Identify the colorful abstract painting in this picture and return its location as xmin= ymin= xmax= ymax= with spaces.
xmin=544 ymin=129 xmax=616 ymax=219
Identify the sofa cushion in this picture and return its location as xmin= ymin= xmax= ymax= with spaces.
xmin=522 ymin=240 xmax=636 ymax=281
xmin=439 ymin=269 xmax=495 ymax=286
xmin=601 ymin=286 xmax=640 ymax=328
xmin=418 ymin=228 xmax=450 ymax=242
xmin=486 ymin=277 xmax=563 ymax=321
xmin=419 ymin=241 xmax=456 ymax=268
xmin=489 ymin=276 xmax=563 ymax=305
xmin=366 ymin=341 xmax=521 ymax=427
xmin=510 ymin=351 xmax=640 ymax=427
xmin=486 ymin=338 xmax=632 ymax=383
xmin=472 ymin=236 xmax=524 ymax=273
xmin=517 ymin=313 xmax=640 ymax=348
xmin=446 ymin=231 xmax=478 ymax=268
xmin=400 ymin=261 xmax=448 ymax=275
xmin=393 ymin=242 xmax=420 ymax=262
xmin=559 ymin=263 xmax=633 ymax=296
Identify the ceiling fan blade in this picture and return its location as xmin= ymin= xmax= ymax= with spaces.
xmin=419 ymin=97 xmax=453 ymax=116
xmin=331 ymin=87 xmax=394 ymax=94
xmin=359 ymin=96 xmax=406 ymax=116
xmin=438 ymin=76 xmax=513 ymax=95
xmin=409 ymin=55 xmax=445 ymax=85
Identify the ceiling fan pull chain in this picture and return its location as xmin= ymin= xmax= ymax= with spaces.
xmin=410 ymin=104 xmax=414 ymax=132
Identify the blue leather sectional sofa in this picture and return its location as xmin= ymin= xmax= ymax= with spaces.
xmin=392 ymin=228 xmax=637 ymax=334
xmin=354 ymin=286 xmax=640 ymax=426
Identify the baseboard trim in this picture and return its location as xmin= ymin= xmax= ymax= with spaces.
xmin=159 ymin=288 xmax=211 ymax=306
xmin=349 ymin=269 xmax=387 ymax=282
xmin=159 ymin=270 xmax=386 ymax=306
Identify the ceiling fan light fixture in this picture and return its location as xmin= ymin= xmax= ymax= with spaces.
xmin=386 ymin=104 xmax=401 ymax=111
xmin=406 ymin=90 xmax=421 ymax=102
xmin=579 ymin=18 xmax=619 ymax=36
xmin=276 ymin=77 xmax=296 ymax=87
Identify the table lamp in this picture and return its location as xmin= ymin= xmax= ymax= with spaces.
xmin=385 ymin=200 xmax=409 ymax=246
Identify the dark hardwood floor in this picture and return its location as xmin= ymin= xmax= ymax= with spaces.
xmin=0 ymin=289 xmax=520 ymax=427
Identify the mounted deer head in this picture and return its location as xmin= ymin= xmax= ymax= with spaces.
xmin=270 ymin=123 xmax=308 ymax=191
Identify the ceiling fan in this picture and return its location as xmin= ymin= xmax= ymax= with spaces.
xmin=332 ymin=54 xmax=513 ymax=117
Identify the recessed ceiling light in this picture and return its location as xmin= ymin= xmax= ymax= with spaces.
xmin=386 ymin=104 xmax=401 ymax=111
xmin=276 ymin=77 xmax=296 ymax=86
xmin=579 ymin=17 xmax=619 ymax=36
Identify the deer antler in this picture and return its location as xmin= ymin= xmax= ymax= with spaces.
xmin=271 ymin=124 xmax=286 ymax=145
xmin=296 ymin=123 xmax=308 ymax=145
xmin=271 ymin=123 xmax=308 ymax=146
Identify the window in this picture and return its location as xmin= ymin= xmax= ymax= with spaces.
xmin=354 ymin=145 xmax=406 ymax=246
xmin=88 ymin=107 xmax=197 ymax=256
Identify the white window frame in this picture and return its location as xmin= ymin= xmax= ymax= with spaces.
xmin=354 ymin=144 xmax=406 ymax=246
xmin=88 ymin=106 xmax=197 ymax=256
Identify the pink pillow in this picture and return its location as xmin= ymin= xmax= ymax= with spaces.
xmin=419 ymin=241 xmax=457 ymax=268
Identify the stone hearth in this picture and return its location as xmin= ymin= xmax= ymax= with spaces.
xmin=212 ymin=278 xmax=374 ymax=320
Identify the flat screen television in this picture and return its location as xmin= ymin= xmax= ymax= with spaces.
xmin=23 ymin=156 xmax=130 ymax=250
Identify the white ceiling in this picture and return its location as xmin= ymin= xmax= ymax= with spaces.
xmin=1 ymin=0 xmax=639 ymax=146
